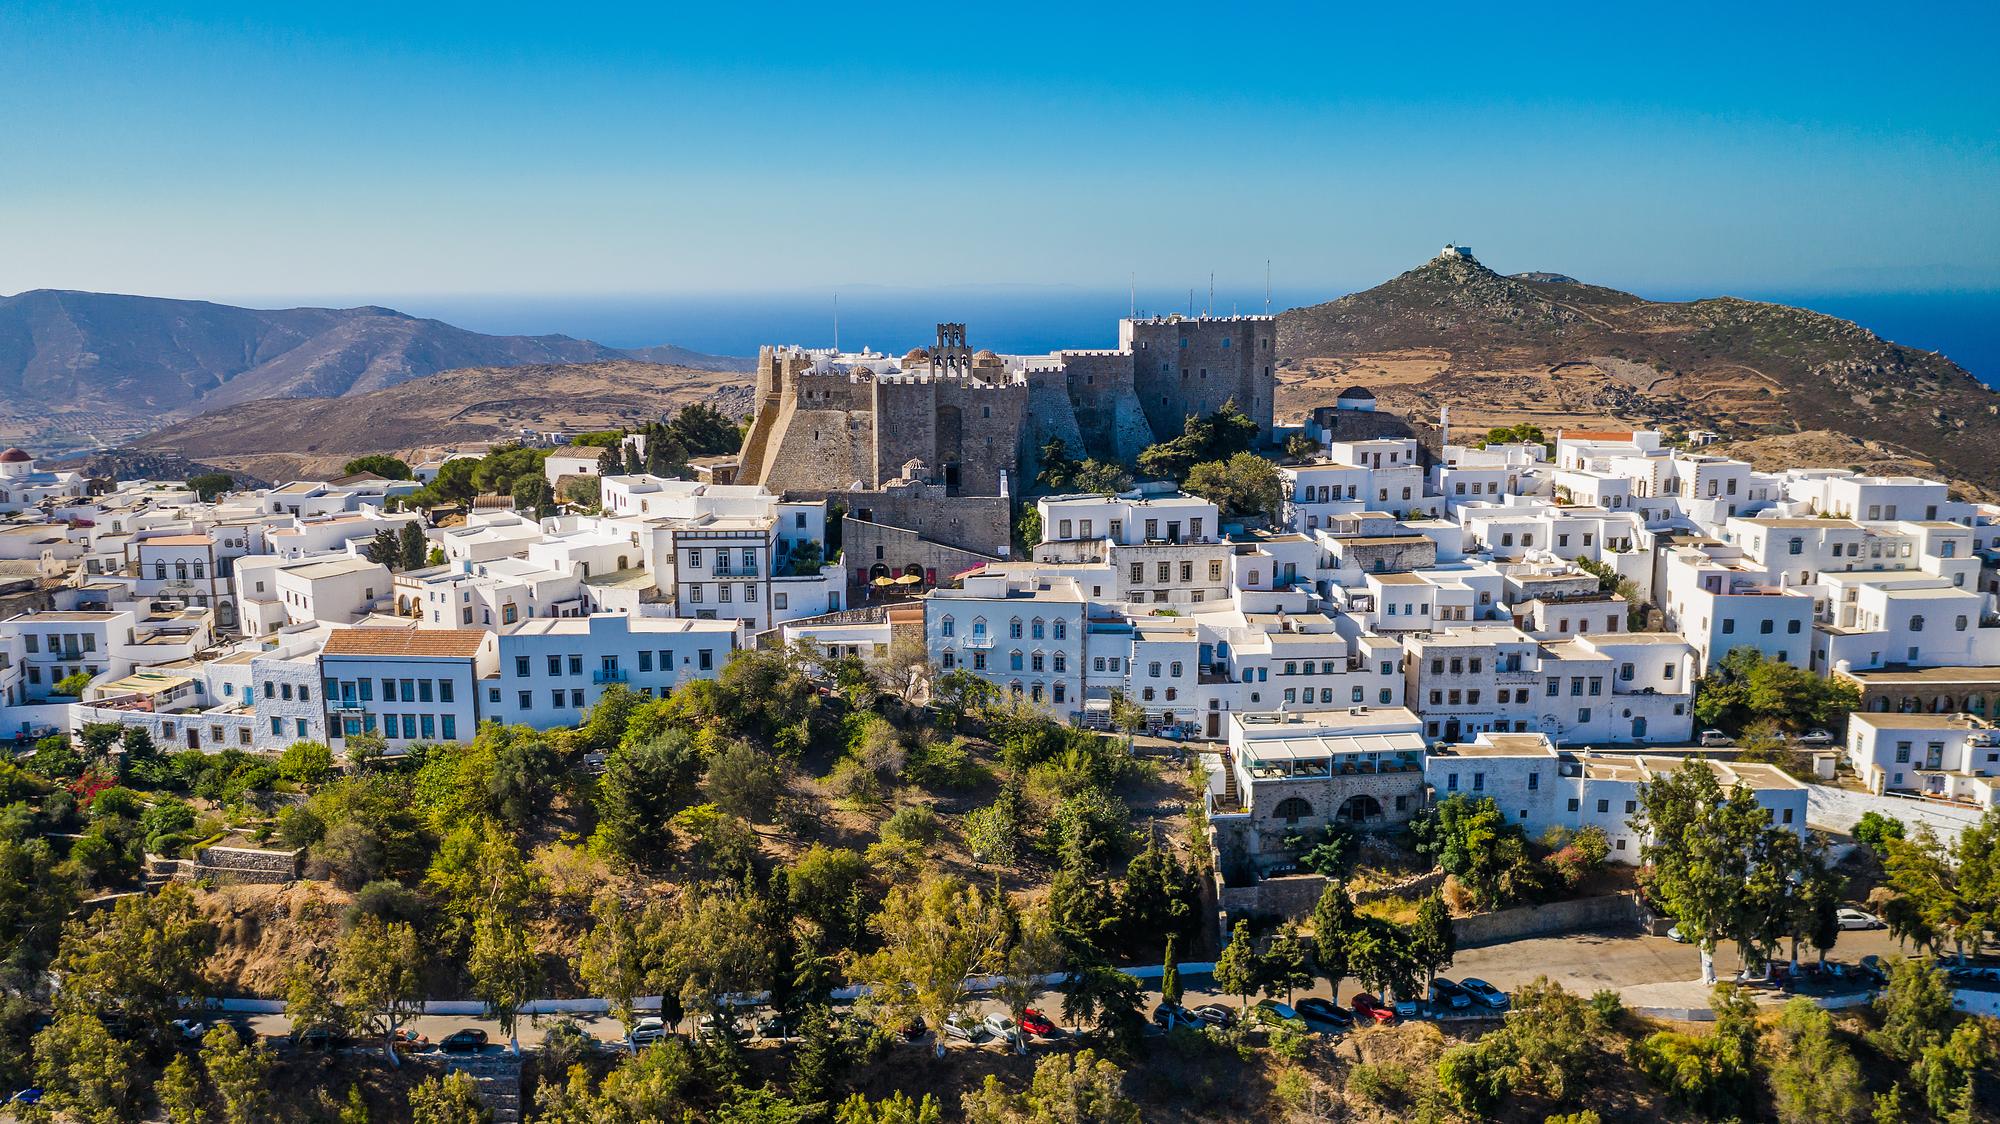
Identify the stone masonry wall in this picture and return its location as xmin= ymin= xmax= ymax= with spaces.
xmin=194 ymin=845 xmax=302 ymax=884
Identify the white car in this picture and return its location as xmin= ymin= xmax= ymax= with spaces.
xmin=1796 ymin=728 xmax=1834 ymax=746
xmin=1698 ymin=730 xmax=1730 ymax=747
xmin=171 ymin=1019 xmax=210 ymax=1040
xmin=1836 ymin=908 xmax=1885 ymax=931
xmin=980 ymin=1013 xmax=1021 ymax=1047
xmin=628 ymin=1017 xmax=668 ymax=1046
xmin=941 ymin=1013 xmax=989 ymax=1043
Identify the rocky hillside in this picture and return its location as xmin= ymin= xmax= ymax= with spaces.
xmin=130 ymin=360 xmax=753 ymax=482
xmin=0 ymin=289 xmax=751 ymax=445
xmin=1277 ymin=253 xmax=2000 ymax=489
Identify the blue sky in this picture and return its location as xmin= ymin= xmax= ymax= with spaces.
xmin=3 ymin=1 xmax=1997 ymax=302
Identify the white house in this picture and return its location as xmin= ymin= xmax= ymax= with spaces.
xmin=1845 ymin=712 xmax=2000 ymax=806
xmin=486 ymin=614 xmax=740 ymax=729
xmin=318 ymin=626 xmax=496 ymax=751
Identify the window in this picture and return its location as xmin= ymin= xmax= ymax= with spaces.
xmin=1528 ymin=772 xmax=1539 ymax=790
xmin=1596 ymin=799 xmax=1610 ymax=814
xmin=438 ymin=680 xmax=453 ymax=703
xmin=1446 ymin=773 xmax=1459 ymax=791
xmin=1053 ymin=620 xmax=1067 ymax=639
xmin=547 ymin=655 xmax=562 ymax=675
xmin=698 ymin=649 xmax=714 ymax=671
xmin=639 ymin=650 xmax=653 ymax=673
xmin=1568 ymin=798 xmax=1580 ymax=812
xmin=1273 ymin=797 xmax=1313 ymax=824
xmin=519 ymin=690 xmax=532 ymax=709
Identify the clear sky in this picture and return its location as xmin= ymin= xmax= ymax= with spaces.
xmin=4 ymin=1 xmax=1997 ymax=302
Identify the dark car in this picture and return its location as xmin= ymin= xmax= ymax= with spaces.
xmin=291 ymin=1027 xmax=352 ymax=1052
xmin=1351 ymin=994 xmax=1397 ymax=1024
xmin=1427 ymin=978 xmax=1473 ymax=1010
xmin=1458 ymin=978 xmax=1511 ymax=1010
xmin=895 ymin=1016 xmax=927 ymax=1043
xmin=1295 ymin=997 xmax=1354 ymax=1031
xmin=1189 ymin=1003 xmax=1238 ymax=1029
xmin=9 ymin=1089 xmax=42 ymax=1106
xmin=755 ymin=1014 xmax=792 ymax=1040
xmin=1150 ymin=1003 xmax=1198 ymax=1031
xmin=1857 ymin=955 xmax=1890 ymax=984
xmin=1020 ymin=1008 xmax=1058 ymax=1038
xmin=439 ymin=1028 xmax=489 ymax=1053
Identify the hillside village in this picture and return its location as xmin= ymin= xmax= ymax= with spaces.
xmin=3 ymin=275 xmax=1999 ymax=1122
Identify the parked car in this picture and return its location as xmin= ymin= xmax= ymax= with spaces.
xmin=291 ymin=1027 xmax=351 ymax=1052
xmin=1666 ymin=925 xmax=1690 ymax=943
xmin=1459 ymin=979 xmax=1511 ymax=1010
xmin=695 ymin=1014 xmax=740 ymax=1040
xmin=171 ymin=1018 xmax=211 ymax=1040
xmin=1836 ymin=907 xmax=1885 ymax=931
xmin=1250 ymin=999 xmax=1309 ymax=1032
xmin=9 ymin=1088 xmax=41 ymax=1106
xmin=439 ymin=1028 xmax=488 ymax=1053
xmin=941 ymin=1013 xmax=988 ymax=1043
xmin=1427 ymin=978 xmax=1473 ymax=1010
xmin=1295 ymin=997 xmax=1354 ymax=1031
xmin=1019 ymin=1008 xmax=1058 ymax=1038
xmin=1189 ymin=1003 xmax=1238 ymax=1029
xmin=390 ymin=1028 xmax=430 ymax=1050
xmin=1857 ymin=955 xmax=1890 ymax=984
xmin=1351 ymin=994 xmax=1397 ymax=1024
xmin=1698 ymin=729 xmax=1730 ymax=747
xmin=981 ymin=1013 xmax=1021 ymax=1048
xmin=628 ymin=1017 xmax=668 ymax=1046
xmin=1795 ymin=728 xmax=1834 ymax=746
xmin=1150 ymin=1003 xmax=1198 ymax=1031
xmin=754 ymin=1014 xmax=791 ymax=1040
xmin=895 ymin=1016 xmax=927 ymax=1043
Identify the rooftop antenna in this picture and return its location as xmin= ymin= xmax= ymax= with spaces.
xmin=1129 ymin=272 xmax=1135 ymax=320
xmin=1207 ymin=272 xmax=1214 ymax=317
xmin=1188 ymin=288 xmax=1194 ymax=317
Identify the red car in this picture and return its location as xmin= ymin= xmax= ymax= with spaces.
xmin=1019 ymin=1008 xmax=1058 ymax=1038
xmin=1351 ymin=994 xmax=1397 ymax=1025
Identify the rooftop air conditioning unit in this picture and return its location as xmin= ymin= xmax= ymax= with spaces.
xmin=1348 ymin=705 xmax=1369 ymax=716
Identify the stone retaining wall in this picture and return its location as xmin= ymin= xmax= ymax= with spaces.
xmin=1452 ymin=892 xmax=1641 ymax=948
xmin=193 ymin=845 xmax=301 ymax=884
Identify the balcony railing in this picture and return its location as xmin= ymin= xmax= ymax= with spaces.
xmin=593 ymin=669 xmax=628 ymax=684
xmin=959 ymin=634 xmax=994 ymax=649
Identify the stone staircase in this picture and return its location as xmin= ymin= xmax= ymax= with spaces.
xmin=442 ymin=1052 xmax=524 ymax=1124
xmin=1218 ymin=750 xmax=1244 ymax=813
xmin=143 ymin=855 xmax=194 ymax=890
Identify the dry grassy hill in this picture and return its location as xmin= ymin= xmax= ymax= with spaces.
xmin=1277 ymin=254 xmax=2000 ymax=491
xmin=132 ymin=360 xmax=752 ymax=481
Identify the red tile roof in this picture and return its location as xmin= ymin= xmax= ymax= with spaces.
xmin=321 ymin=627 xmax=489 ymax=659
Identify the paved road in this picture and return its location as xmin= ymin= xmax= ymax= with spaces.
xmin=223 ymin=924 xmax=1916 ymax=1053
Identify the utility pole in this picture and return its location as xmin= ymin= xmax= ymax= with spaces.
xmin=1265 ymin=259 xmax=1272 ymax=315
xmin=833 ymin=292 xmax=840 ymax=353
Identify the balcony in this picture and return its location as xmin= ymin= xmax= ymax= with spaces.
xmin=592 ymin=669 xmax=629 ymax=684
xmin=959 ymin=634 xmax=995 ymax=649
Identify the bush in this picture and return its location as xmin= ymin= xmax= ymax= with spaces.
xmin=139 ymin=800 xmax=198 ymax=854
xmin=961 ymin=803 xmax=1019 ymax=866
xmin=1854 ymin=811 xmax=1905 ymax=856
xmin=902 ymin=738 xmax=987 ymax=791
xmin=1588 ymin=988 xmax=1625 ymax=1030
xmin=52 ymin=671 xmax=92 ymax=697
xmin=1345 ymin=1061 xmax=1416 ymax=1108
xmin=277 ymin=741 xmax=335 ymax=785
xmin=881 ymin=806 xmax=939 ymax=846
xmin=347 ymin=880 xmax=428 ymax=927
xmin=827 ymin=756 xmax=882 ymax=804
xmin=88 ymin=786 xmax=145 ymax=820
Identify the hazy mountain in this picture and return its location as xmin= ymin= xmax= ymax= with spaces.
xmin=1276 ymin=253 xmax=2000 ymax=489
xmin=0 ymin=289 xmax=751 ymax=437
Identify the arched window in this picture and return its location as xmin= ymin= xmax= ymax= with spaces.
xmin=1053 ymin=682 xmax=1066 ymax=703
xmin=1031 ymin=618 xmax=1045 ymax=640
xmin=1273 ymin=797 xmax=1313 ymax=824
xmin=1030 ymin=683 xmax=1044 ymax=703
xmin=1009 ymin=618 xmax=1023 ymax=639
xmin=941 ymin=615 xmax=955 ymax=637
xmin=971 ymin=616 xmax=987 ymax=637
xmin=175 ymin=561 xmax=190 ymax=580
xmin=1053 ymin=619 xmax=1067 ymax=639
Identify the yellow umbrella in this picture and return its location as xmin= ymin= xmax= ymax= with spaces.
xmin=895 ymin=572 xmax=924 ymax=584
xmin=872 ymin=576 xmax=896 ymax=587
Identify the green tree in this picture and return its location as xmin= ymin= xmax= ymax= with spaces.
xmin=1346 ymin=916 xmax=1418 ymax=1004
xmin=835 ymin=1091 xmax=943 ymax=1124
xmin=397 ymin=520 xmax=430 ymax=572
xmin=1694 ymin=645 xmax=1859 ymax=732
xmin=1212 ymin=919 xmax=1262 ymax=1014
xmin=853 ymin=875 xmax=1012 ymax=1057
xmin=1135 ymin=401 xmax=1260 ymax=482
xmin=578 ymin=893 xmax=655 ymax=1032
xmin=409 ymin=1071 xmax=492 ymax=1124
xmin=1437 ymin=1034 xmax=1518 ymax=1117
xmin=159 ymin=1052 xmax=208 ymax=1124
xmin=1632 ymin=758 xmax=1755 ymax=983
xmin=593 ymin=729 xmax=705 ymax=869
xmin=470 ymin=903 xmax=542 ymax=1054
xmin=1035 ymin=436 xmax=1081 ymax=491
xmin=334 ymin=914 xmax=424 ymax=1065
xmin=188 ymin=472 xmax=236 ymax=501
xmin=370 ymin=524 xmax=407 ymax=568
xmin=202 ymin=1020 xmax=273 ymax=1124
xmin=1024 ymin=1048 xmax=1139 ymax=1123
xmin=50 ymin=883 xmax=213 ymax=1042
xmin=1504 ymin=976 xmax=1603 ymax=1101
xmin=655 ymin=889 xmax=775 ymax=1021
xmin=1160 ymin=934 xmax=1182 ymax=1008
xmin=1873 ymin=955 xmax=1955 ymax=1062
xmin=1181 ymin=452 xmax=1283 ymax=522
xmin=343 ymin=455 xmax=412 ymax=479
xmin=665 ymin=402 xmax=744 ymax=457
xmin=1853 ymin=810 xmax=1906 ymax=856
xmin=1915 ymin=1019 xmax=1990 ymax=1119
xmin=1311 ymin=880 xmax=1355 ymax=1003
xmin=1409 ymin=891 xmax=1456 ymax=992
xmin=32 ymin=1010 xmax=139 ymax=1124
xmin=1770 ymin=997 xmax=1864 ymax=1124
xmin=1073 ymin=459 xmax=1134 ymax=495
xmin=1414 ymin=793 xmax=1538 ymax=912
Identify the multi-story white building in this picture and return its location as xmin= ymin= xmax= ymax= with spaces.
xmin=1660 ymin=542 xmax=1816 ymax=671
xmin=272 ymin=557 xmax=392 ymax=628
xmin=925 ymin=568 xmax=1087 ymax=712
xmin=485 ymin=614 xmax=739 ymax=729
xmin=0 ymin=449 xmax=87 ymax=514
xmin=318 ymin=626 xmax=496 ymax=751
xmin=1845 ymin=712 xmax=2000 ymax=806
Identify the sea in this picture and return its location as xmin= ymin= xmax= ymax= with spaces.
xmin=378 ymin=287 xmax=2000 ymax=389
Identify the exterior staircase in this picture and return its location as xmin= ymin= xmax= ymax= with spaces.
xmin=442 ymin=1052 xmax=523 ymax=1124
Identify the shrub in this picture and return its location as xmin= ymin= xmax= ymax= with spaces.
xmin=52 ymin=671 xmax=92 ymax=697
xmin=902 ymin=738 xmax=986 ymax=791
xmin=1437 ymin=1035 xmax=1517 ymax=1116
xmin=87 ymin=786 xmax=144 ymax=820
xmin=881 ymin=805 xmax=939 ymax=846
xmin=961 ymin=803 xmax=1019 ymax=866
xmin=1853 ymin=811 xmax=1905 ymax=857
xmin=277 ymin=741 xmax=335 ymax=785
xmin=1587 ymin=988 xmax=1625 ymax=1030
xmin=827 ymin=756 xmax=882 ymax=804
xmin=347 ymin=880 xmax=428 ymax=927
xmin=1345 ymin=1062 xmax=1416 ymax=1108
xmin=139 ymin=800 xmax=198 ymax=854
